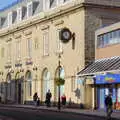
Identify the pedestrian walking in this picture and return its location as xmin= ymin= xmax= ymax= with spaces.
xmin=105 ymin=93 xmax=113 ymax=120
xmin=61 ymin=94 xmax=66 ymax=108
xmin=37 ymin=97 xmax=40 ymax=106
xmin=45 ymin=89 xmax=52 ymax=107
xmin=33 ymin=92 xmax=38 ymax=106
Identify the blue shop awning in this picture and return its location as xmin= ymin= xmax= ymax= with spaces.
xmin=77 ymin=56 xmax=120 ymax=76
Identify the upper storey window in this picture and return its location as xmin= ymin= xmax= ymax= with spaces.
xmin=49 ymin=0 xmax=57 ymax=8
xmin=43 ymin=0 xmax=72 ymax=11
xmin=17 ymin=7 xmax=22 ymax=22
xmin=22 ymin=6 xmax=27 ymax=20
xmin=43 ymin=0 xmax=57 ymax=10
xmin=27 ymin=2 xmax=33 ymax=18
xmin=64 ymin=0 xmax=71 ymax=2
xmin=0 ymin=17 xmax=6 ymax=28
xmin=8 ymin=12 xmax=12 ymax=26
xmin=97 ymin=29 xmax=120 ymax=48
xmin=43 ymin=30 xmax=49 ymax=56
xmin=12 ymin=11 xmax=17 ymax=24
xmin=57 ymin=0 xmax=64 ymax=5
xmin=43 ymin=0 xmax=50 ymax=10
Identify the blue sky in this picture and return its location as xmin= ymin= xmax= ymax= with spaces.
xmin=0 ymin=0 xmax=17 ymax=10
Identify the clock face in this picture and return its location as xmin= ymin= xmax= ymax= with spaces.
xmin=63 ymin=31 xmax=71 ymax=40
xmin=60 ymin=28 xmax=72 ymax=43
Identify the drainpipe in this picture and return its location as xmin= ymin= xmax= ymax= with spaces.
xmin=93 ymin=76 xmax=97 ymax=110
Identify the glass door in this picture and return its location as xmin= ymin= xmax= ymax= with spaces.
xmin=99 ymin=88 xmax=105 ymax=109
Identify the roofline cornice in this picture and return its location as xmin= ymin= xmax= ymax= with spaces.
xmin=0 ymin=2 xmax=120 ymax=37
xmin=0 ymin=2 xmax=85 ymax=37
xmin=83 ymin=3 xmax=120 ymax=10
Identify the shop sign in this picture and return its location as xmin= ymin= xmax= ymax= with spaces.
xmin=96 ymin=73 xmax=120 ymax=84
xmin=86 ymin=78 xmax=94 ymax=84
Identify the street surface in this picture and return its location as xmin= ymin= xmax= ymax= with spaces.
xmin=0 ymin=106 xmax=114 ymax=120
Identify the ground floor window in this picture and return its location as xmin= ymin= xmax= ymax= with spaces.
xmin=97 ymin=85 xmax=120 ymax=110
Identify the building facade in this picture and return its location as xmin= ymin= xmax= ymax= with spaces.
xmin=0 ymin=0 xmax=120 ymax=107
xmin=78 ymin=22 xmax=120 ymax=110
xmin=95 ymin=22 xmax=120 ymax=110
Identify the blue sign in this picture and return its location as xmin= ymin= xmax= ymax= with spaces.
xmin=96 ymin=73 xmax=120 ymax=84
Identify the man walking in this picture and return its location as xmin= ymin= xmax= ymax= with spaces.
xmin=45 ymin=89 xmax=52 ymax=107
xmin=33 ymin=92 xmax=38 ymax=106
xmin=105 ymin=93 xmax=113 ymax=120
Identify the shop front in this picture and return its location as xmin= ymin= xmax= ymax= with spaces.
xmin=96 ymin=73 xmax=120 ymax=110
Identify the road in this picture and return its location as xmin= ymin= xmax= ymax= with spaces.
xmin=0 ymin=106 xmax=114 ymax=120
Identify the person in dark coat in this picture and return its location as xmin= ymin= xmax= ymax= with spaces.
xmin=61 ymin=94 xmax=66 ymax=108
xmin=105 ymin=93 xmax=113 ymax=120
xmin=33 ymin=92 xmax=38 ymax=106
xmin=45 ymin=89 xmax=52 ymax=107
xmin=37 ymin=97 xmax=40 ymax=106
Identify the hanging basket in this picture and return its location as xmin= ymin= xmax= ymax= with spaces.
xmin=55 ymin=78 xmax=65 ymax=86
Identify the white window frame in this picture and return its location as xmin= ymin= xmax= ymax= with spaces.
xmin=27 ymin=2 xmax=33 ymax=18
xmin=43 ymin=0 xmax=50 ymax=11
xmin=43 ymin=31 xmax=49 ymax=56
xmin=34 ymin=39 xmax=39 ymax=49
xmin=64 ymin=0 xmax=72 ymax=3
xmin=8 ymin=12 xmax=12 ymax=26
xmin=16 ymin=39 xmax=21 ymax=60
xmin=56 ymin=29 xmax=63 ymax=53
xmin=57 ymin=0 xmax=72 ymax=6
xmin=57 ymin=0 xmax=64 ymax=5
xmin=27 ymin=39 xmax=32 ymax=58
xmin=7 ymin=42 xmax=12 ymax=61
xmin=49 ymin=0 xmax=57 ymax=9
xmin=17 ymin=7 xmax=22 ymax=22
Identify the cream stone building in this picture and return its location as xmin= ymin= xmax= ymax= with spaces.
xmin=0 ymin=0 xmax=120 ymax=108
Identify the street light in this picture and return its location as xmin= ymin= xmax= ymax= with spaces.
xmin=58 ymin=53 xmax=61 ymax=110
xmin=57 ymin=27 xmax=74 ymax=110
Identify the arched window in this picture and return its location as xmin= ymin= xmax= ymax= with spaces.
xmin=6 ymin=73 xmax=11 ymax=83
xmin=25 ymin=70 xmax=32 ymax=96
xmin=6 ymin=73 xmax=12 ymax=98
xmin=15 ymin=72 xmax=20 ymax=80
xmin=42 ymin=68 xmax=50 ymax=100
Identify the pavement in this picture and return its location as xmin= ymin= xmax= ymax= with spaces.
xmin=0 ymin=104 xmax=120 ymax=120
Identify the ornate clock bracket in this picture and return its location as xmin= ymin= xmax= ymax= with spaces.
xmin=59 ymin=27 xmax=75 ymax=49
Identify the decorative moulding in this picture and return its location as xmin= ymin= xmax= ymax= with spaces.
xmin=41 ymin=25 xmax=49 ymax=30
xmin=6 ymin=38 xmax=12 ymax=42
xmin=24 ymin=29 xmax=32 ymax=36
xmin=54 ymin=20 xmax=64 ymax=26
xmin=14 ymin=34 xmax=21 ymax=39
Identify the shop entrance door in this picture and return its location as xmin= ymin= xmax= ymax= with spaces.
xmin=18 ymin=83 xmax=21 ymax=104
xmin=98 ymin=88 xmax=105 ymax=109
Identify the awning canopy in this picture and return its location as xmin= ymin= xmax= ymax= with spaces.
xmin=77 ymin=56 xmax=120 ymax=76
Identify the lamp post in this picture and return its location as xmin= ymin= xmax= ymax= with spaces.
xmin=57 ymin=27 xmax=73 ymax=110
xmin=58 ymin=53 xmax=61 ymax=110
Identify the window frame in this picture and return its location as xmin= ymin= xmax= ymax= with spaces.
xmin=27 ymin=38 xmax=32 ymax=58
xmin=16 ymin=38 xmax=21 ymax=60
xmin=7 ymin=42 xmax=12 ymax=61
xmin=43 ymin=31 xmax=49 ymax=56
xmin=17 ymin=7 xmax=22 ymax=22
xmin=8 ymin=12 xmax=12 ymax=26
xmin=56 ymin=28 xmax=63 ymax=53
xmin=27 ymin=2 xmax=33 ymax=18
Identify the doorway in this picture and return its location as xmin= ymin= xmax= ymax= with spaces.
xmin=18 ymin=83 xmax=21 ymax=104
